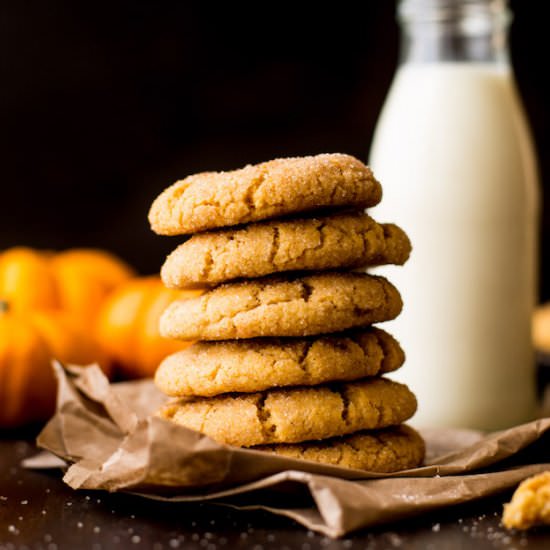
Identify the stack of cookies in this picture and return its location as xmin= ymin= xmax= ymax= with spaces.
xmin=148 ymin=153 xmax=425 ymax=472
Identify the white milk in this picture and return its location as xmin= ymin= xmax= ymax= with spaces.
xmin=368 ymin=63 xmax=539 ymax=430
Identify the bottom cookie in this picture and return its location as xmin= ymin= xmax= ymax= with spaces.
xmin=255 ymin=424 xmax=425 ymax=472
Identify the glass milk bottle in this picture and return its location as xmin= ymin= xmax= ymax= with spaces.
xmin=368 ymin=0 xmax=540 ymax=430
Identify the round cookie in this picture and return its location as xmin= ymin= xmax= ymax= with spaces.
xmin=148 ymin=153 xmax=382 ymax=236
xmin=161 ymin=212 xmax=411 ymax=287
xmin=156 ymin=377 xmax=417 ymax=447
xmin=255 ymin=425 xmax=425 ymax=472
xmin=155 ymin=327 xmax=405 ymax=397
xmin=159 ymin=272 xmax=402 ymax=341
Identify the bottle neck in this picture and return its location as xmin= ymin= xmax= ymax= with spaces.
xmin=397 ymin=0 xmax=511 ymax=65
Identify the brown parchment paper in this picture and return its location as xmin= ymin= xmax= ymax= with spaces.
xmin=29 ymin=361 xmax=550 ymax=538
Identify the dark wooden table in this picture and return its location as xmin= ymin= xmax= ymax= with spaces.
xmin=1 ymin=432 xmax=550 ymax=550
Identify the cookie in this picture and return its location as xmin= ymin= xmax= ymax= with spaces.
xmin=502 ymin=471 xmax=550 ymax=530
xmin=255 ymin=425 xmax=425 ymax=472
xmin=157 ymin=377 xmax=417 ymax=446
xmin=148 ymin=153 xmax=382 ymax=236
xmin=155 ymin=327 xmax=404 ymax=397
xmin=161 ymin=212 xmax=411 ymax=287
xmin=159 ymin=272 xmax=402 ymax=340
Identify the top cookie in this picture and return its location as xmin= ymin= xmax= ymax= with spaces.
xmin=148 ymin=153 xmax=382 ymax=235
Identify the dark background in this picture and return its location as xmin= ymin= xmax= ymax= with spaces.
xmin=2 ymin=1 xmax=549 ymax=298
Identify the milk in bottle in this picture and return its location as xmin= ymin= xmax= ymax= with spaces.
xmin=368 ymin=0 xmax=540 ymax=430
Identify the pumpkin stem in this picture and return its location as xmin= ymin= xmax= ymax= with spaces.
xmin=0 ymin=300 xmax=8 ymax=314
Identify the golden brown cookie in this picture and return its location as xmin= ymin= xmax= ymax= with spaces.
xmin=502 ymin=471 xmax=550 ymax=530
xmin=159 ymin=272 xmax=402 ymax=341
xmin=161 ymin=212 xmax=411 ymax=287
xmin=155 ymin=327 xmax=404 ymax=397
xmin=157 ymin=377 xmax=417 ymax=446
xmin=148 ymin=154 xmax=382 ymax=236
xmin=255 ymin=425 xmax=425 ymax=472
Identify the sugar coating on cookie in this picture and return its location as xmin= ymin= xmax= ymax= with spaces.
xmin=161 ymin=212 xmax=411 ymax=287
xmin=148 ymin=153 xmax=382 ymax=235
xmin=255 ymin=424 xmax=425 ymax=472
xmin=157 ymin=377 xmax=417 ymax=447
xmin=155 ymin=327 xmax=405 ymax=397
xmin=502 ymin=471 xmax=550 ymax=530
xmin=159 ymin=272 xmax=402 ymax=341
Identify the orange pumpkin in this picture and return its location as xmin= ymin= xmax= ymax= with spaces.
xmin=0 ymin=301 xmax=111 ymax=427
xmin=0 ymin=246 xmax=133 ymax=427
xmin=0 ymin=247 xmax=135 ymax=324
xmin=96 ymin=276 xmax=204 ymax=379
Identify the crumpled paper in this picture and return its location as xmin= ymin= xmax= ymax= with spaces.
xmin=30 ymin=361 xmax=550 ymax=538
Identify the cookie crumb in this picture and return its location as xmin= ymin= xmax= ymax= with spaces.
xmin=502 ymin=471 xmax=550 ymax=530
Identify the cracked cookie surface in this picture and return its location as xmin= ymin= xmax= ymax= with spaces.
xmin=156 ymin=377 xmax=417 ymax=446
xmin=159 ymin=272 xmax=402 ymax=340
xmin=155 ymin=327 xmax=404 ymax=397
xmin=255 ymin=424 xmax=425 ymax=472
xmin=161 ymin=211 xmax=411 ymax=287
xmin=148 ymin=153 xmax=382 ymax=236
